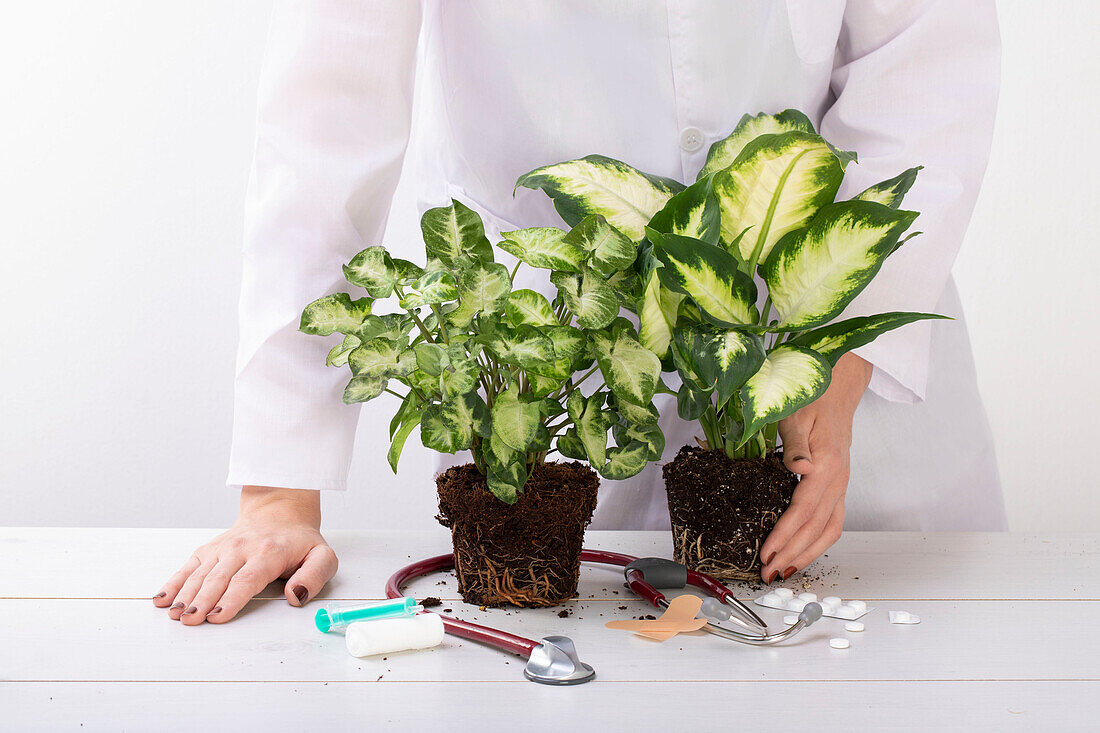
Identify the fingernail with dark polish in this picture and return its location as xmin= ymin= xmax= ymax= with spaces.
xmin=766 ymin=570 xmax=779 ymax=584
xmin=182 ymin=606 xmax=197 ymax=616
xmin=170 ymin=602 xmax=184 ymax=610
xmin=293 ymin=585 xmax=308 ymax=604
xmin=763 ymin=551 xmax=776 ymax=566
xmin=153 ymin=592 xmax=166 ymax=599
xmin=783 ymin=566 xmax=797 ymax=580
xmin=206 ymin=607 xmax=222 ymax=617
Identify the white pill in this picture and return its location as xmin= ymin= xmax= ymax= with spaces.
xmin=761 ymin=593 xmax=783 ymax=607
xmin=820 ymin=596 xmax=842 ymax=609
xmin=837 ymin=605 xmax=858 ymax=619
xmin=783 ymin=614 xmax=799 ymax=625
xmin=845 ymin=621 xmax=865 ymax=632
xmin=829 ymin=638 xmax=850 ymax=649
xmin=774 ymin=588 xmax=794 ymax=600
xmin=798 ymin=592 xmax=817 ymax=602
xmin=786 ymin=598 xmax=807 ymax=612
xmin=848 ymin=600 xmax=867 ymax=613
xmin=889 ymin=610 xmax=919 ymax=624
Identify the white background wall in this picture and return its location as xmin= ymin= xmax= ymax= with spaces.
xmin=1 ymin=1 xmax=1097 ymax=532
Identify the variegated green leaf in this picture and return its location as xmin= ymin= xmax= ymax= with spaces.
xmin=573 ymin=392 xmax=614 ymax=467
xmin=550 ymin=269 xmax=618 ymax=330
xmin=420 ymin=403 xmax=467 ymax=453
xmin=556 ymin=427 xmax=588 ymax=461
xmin=343 ymin=246 xmax=400 ymax=298
xmin=505 ymin=289 xmax=559 ymax=328
xmin=413 ymin=342 xmax=446 ymax=376
xmin=545 ymin=325 xmax=588 ymax=365
xmin=647 ymin=174 xmax=721 ymax=244
xmin=499 ymin=227 xmax=583 ymax=272
xmin=785 ymin=311 xmax=948 ymax=367
xmin=490 ymin=384 xmax=547 ymax=453
xmin=609 ymin=394 xmax=660 ymax=426
xmin=343 ymin=376 xmax=386 ymax=404
xmin=561 ymin=214 xmax=637 ymax=277
xmin=677 ymin=325 xmax=766 ymax=407
xmin=326 ymin=333 xmax=361 ymax=367
xmin=349 ymin=339 xmax=416 ymax=379
xmin=637 ymin=268 xmax=683 ymax=358
xmin=420 ymin=199 xmax=493 ymax=267
xmin=698 ymin=109 xmax=816 ymax=180
xmin=495 ymin=325 xmax=556 ymax=372
xmin=762 ymin=200 xmax=919 ymax=330
xmin=515 ymin=154 xmax=683 ymax=241
xmin=854 ymin=166 xmax=922 ymax=209
xmin=592 ymin=329 xmax=661 ymax=407
xmin=711 ymin=131 xmax=844 ymax=264
xmin=449 ymin=262 xmax=512 ymax=327
xmin=399 ymin=270 xmax=458 ymax=309
xmin=739 ymin=346 xmax=831 ymax=443
xmin=389 ymin=390 xmax=422 ymax=439
xmin=356 ymin=313 xmax=413 ymax=343
xmin=599 ymin=440 xmax=650 ymax=480
xmin=391 ymin=258 xmax=425 ymax=284
xmin=676 ymin=382 xmax=711 ymax=420
xmin=647 ymin=228 xmax=758 ymax=327
xmin=485 ymin=432 xmax=526 ymax=504
xmin=441 ymin=390 xmax=491 ymax=441
xmin=613 ymin=422 xmax=664 ymax=462
xmin=387 ymin=411 xmax=421 ymax=473
xmin=300 ymin=293 xmax=372 ymax=336
xmin=438 ymin=348 xmax=480 ymax=398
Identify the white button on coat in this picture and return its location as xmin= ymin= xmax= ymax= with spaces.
xmin=678 ymin=126 xmax=704 ymax=152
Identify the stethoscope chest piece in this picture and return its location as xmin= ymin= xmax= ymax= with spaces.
xmin=523 ymin=635 xmax=596 ymax=685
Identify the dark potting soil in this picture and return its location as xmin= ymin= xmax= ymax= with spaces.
xmin=436 ymin=461 xmax=598 ymax=608
xmin=662 ymin=445 xmax=798 ymax=582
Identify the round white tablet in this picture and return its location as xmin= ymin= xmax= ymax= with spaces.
xmin=837 ymin=605 xmax=858 ymax=619
xmin=829 ymin=638 xmax=850 ymax=649
xmin=892 ymin=611 xmax=912 ymax=623
xmin=783 ymin=614 xmax=799 ymax=625
xmin=761 ymin=593 xmax=783 ymax=607
xmin=821 ymin=595 xmax=841 ymax=607
xmin=798 ymin=592 xmax=817 ymax=602
xmin=848 ymin=600 xmax=867 ymax=613
xmin=845 ymin=621 xmax=865 ymax=632
xmin=774 ymin=588 xmax=794 ymax=600
xmin=787 ymin=598 xmax=807 ymax=612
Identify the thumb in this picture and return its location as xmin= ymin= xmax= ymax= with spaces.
xmin=778 ymin=415 xmax=813 ymax=474
xmin=285 ymin=543 xmax=339 ymax=607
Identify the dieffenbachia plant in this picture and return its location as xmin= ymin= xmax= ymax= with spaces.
xmin=299 ymin=199 xmax=664 ymax=503
xmin=515 ymin=109 xmax=944 ymax=460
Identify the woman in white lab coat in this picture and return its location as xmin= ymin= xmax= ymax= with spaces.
xmin=154 ymin=1 xmax=1007 ymax=625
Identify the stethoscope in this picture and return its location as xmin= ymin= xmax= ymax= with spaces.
xmin=386 ymin=549 xmax=825 ymax=685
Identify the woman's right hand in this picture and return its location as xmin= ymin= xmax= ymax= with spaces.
xmin=152 ymin=486 xmax=338 ymax=625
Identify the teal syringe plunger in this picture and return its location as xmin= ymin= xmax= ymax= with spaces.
xmin=315 ymin=596 xmax=423 ymax=633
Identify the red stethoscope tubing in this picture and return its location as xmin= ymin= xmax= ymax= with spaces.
xmin=383 ymin=549 xmax=737 ymax=658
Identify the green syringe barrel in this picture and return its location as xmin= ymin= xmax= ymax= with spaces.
xmin=315 ymin=596 xmax=422 ymax=633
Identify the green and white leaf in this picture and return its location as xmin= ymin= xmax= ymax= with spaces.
xmin=493 ymin=325 xmax=556 ymax=372
xmin=599 ymin=440 xmax=650 ymax=480
xmin=711 ymin=131 xmax=843 ymax=264
xmin=391 ymin=258 xmax=425 ymax=284
xmin=573 ymin=392 xmax=614 ymax=467
xmin=349 ymin=339 xmax=416 ymax=379
xmin=420 ymin=199 xmax=494 ymax=267
xmin=556 ymin=427 xmax=588 ymax=461
xmin=739 ymin=346 xmax=831 ymax=444
xmin=449 ymin=262 xmax=512 ymax=327
xmin=514 ymin=154 xmax=683 ymax=241
xmin=677 ymin=325 xmax=766 ymax=407
xmin=613 ymin=422 xmax=665 ymax=462
xmin=761 ymin=200 xmax=919 ymax=330
xmin=326 ymin=333 xmax=361 ymax=367
xmin=343 ymin=376 xmax=386 ymax=405
xmin=484 ymin=432 xmax=526 ymax=504
xmin=550 ymin=269 xmax=618 ymax=329
xmin=647 ymin=228 xmax=758 ymax=326
xmin=300 ymin=293 xmax=372 ymax=336
xmin=854 ymin=166 xmax=922 ymax=209
xmin=697 ymin=109 xmax=816 ymax=180
xmin=343 ymin=246 xmax=400 ymax=298
xmin=609 ymin=394 xmax=660 ymax=426
xmin=561 ymin=214 xmax=637 ymax=277
xmin=437 ymin=348 xmax=480 ymax=398
xmin=413 ymin=342 xmax=447 ymax=376
xmin=785 ymin=311 xmax=948 ymax=367
xmin=399 ymin=270 xmax=458 ymax=309
xmin=420 ymin=403 xmax=468 ymax=454
xmin=647 ymin=175 xmax=721 ymax=245
xmin=505 ymin=289 xmax=559 ymax=328
xmin=490 ymin=384 xmax=547 ymax=453
xmin=592 ymin=329 xmax=661 ymax=407
xmin=637 ymin=268 xmax=683 ymax=358
xmin=441 ymin=390 xmax=491 ymax=442
xmin=356 ymin=314 xmax=413 ymax=343
xmin=499 ymin=227 xmax=583 ymax=272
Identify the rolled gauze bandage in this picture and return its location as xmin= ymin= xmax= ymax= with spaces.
xmin=345 ymin=613 xmax=445 ymax=658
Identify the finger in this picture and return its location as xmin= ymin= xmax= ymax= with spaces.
xmin=763 ymin=485 xmax=843 ymax=583
xmin=759 ymin=468 xmax=830 ymax=578
xmin=181 ymin=556 xmax=247 ymax=626
xmin=778 ymin=413 xmax=815 ymax=474
xmin=285 ymin=544 xmax=339 ymax=607
xmin=170 ymin=561 xmax=216 ymax=620
xmin=204 ymin=558 xmax=282 ymax=624
xmin=786 ymin=503 xmax=846 ymax=574
xmin=154 ymin=555 xmax=201 ymax=608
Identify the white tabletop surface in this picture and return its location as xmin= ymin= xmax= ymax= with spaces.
xmin=2 ymin=528 xmax=1098 ymax=731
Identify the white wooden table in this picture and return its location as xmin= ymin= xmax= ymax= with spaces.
xmin=2 ymin=528 xmax=1097 ymax=731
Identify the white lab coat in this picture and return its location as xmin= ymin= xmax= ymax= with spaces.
xmin=227 ymin=0 xmax=1008 ymax=531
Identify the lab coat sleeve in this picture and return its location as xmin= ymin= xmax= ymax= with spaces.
xmin=817 ymin=0 xmax=999 ymax=404
xmin=226 ymin=0 xmax=422 ymax=491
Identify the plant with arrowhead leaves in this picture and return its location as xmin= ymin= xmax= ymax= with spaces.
xmin=515 ymin=109 xmax=944 ymax=460
xmin=299 ymin=199 xmax=665 ymax=503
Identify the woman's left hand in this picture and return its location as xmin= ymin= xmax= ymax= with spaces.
xmin=759 ymin=352 xmax=873 ymax=583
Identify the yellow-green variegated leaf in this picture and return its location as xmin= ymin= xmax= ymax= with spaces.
xmin=505 ymin=289 xmax=559 ymax=328
xmin=440 ymin=390 xmax=491 ymax=441
xmin=449 ymin=262 xmax=512 ymax=327
xmin=854 ymin=166 xmax=923 ymax=209
xmin=613 ymin=422 xmax=664 ymax=462
xmin=300 ymin=293 xmax=372 ymax=336
xmin=739 ymin=346 xmax=831 ymax=444
xmin=592 ymin=329 xmax=661 ymax=407
xmin=399 ymin=270 xmax=459 ymax=309
xmin=326 ymin=333 xmax=361 ymax=367
xmin=437 ymin=346 xmax=480 ymax=398
xmin=712 ymin=131 xmax=844 ymax=264
xmin=556 ymin=427 xmax=588 ymax=461
xmin=637 ymin=268 xmax=683 ymax=358
xmin=676 ymin=325 xmax=766 ymax=407
xmin=762 ymin=200 xmax=919 ymax=330
xmin=490 ymin=384 xmax=547 ymax=453
xmin=550 ymin=269 xmax=618 ymax=329
xmin=647 ymin=227 xmax=758 ymax=327
xmin=600 ymin=440 xmax=650 ymax=480
xmin=492 ymin=325 xmax=556 ymax=372
xmin=343 ymin=376 xmax=386 ymax=404
xmin=785 ymin=311 xmax=948 ymax=367
xmin=348 ymin=339 xmax=416 ymax=379
xmin=610 ymin=393 xmax=660 ymax=426
xmin=420 ymin=199 xmax=494 ymax=267
xmin=498 ymin=227 xmax=583 ymax=272
xmin=697 ymin=109 xmax=816 ymax=181
xmin=646 ymin=175 xmax=722 ymax=245
xmin=545 ymin=325 xmax=588 ymax=371
xmin=356 ymin=313 xmax=413 ymax=343
xmin=343 ymin=246 xmax=400 ymax=298
xmin=573 ymin=392 xmax=614 ymax=467
xmin=514 ymin=154 xmax=683 ymax=241
xmin=420 ymin=403 xmax=468 ymax=454
xmin=561 ymin=214 xmax=637 ymax=277
xmin=485 ymin=432 xmax=526 ymax=504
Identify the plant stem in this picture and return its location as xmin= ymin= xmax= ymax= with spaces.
xmin=510 ymin=260 xmax=522 ymax=282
